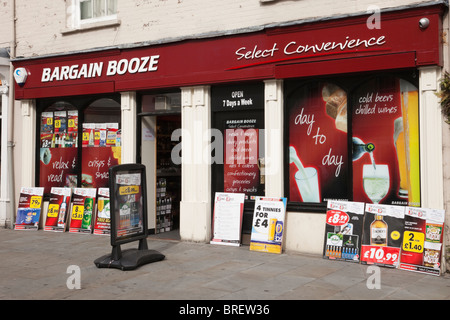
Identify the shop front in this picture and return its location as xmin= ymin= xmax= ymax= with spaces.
xmin=12 ymin=4 xmax=446 ymax=255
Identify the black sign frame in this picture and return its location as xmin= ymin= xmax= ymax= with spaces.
xmin=109 ymin=163 xmax=148 ymax=247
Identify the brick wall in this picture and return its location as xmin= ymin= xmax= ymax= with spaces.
xmin=11 ymin=0 xmax=438 ymax=58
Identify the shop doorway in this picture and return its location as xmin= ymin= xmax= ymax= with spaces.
xmin=139 ymin=92 xmax=181 ymax=240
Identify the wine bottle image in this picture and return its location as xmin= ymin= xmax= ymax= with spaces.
xmin=352 ymin=137 xmax=375 ymax=161
xmin=370 ymin=214 xmax=388 ymax=246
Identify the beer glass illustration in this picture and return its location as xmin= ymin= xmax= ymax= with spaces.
xmin=290 ymin=146 xmax=321 ymax=202
xmin=363 ymin=164 xmax=390 ymax=204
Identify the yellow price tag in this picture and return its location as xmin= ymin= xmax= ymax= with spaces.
xmin=402 ymin=231 xmax=424 ymax=253
xmin=119 ymin=185 xmax=139 ymax=195
xmin=83 ymin=132 xmax=90 ymax=141
xmin=47 ymin=204 xmax=60 ymax=218
xmin=68 ymin=119 xmax=75 ymax=128
xmin=55 ymin=119 xmax=61 ymax=128
xmin=30 ymin=196 xmax=42 ymax=209
xmin=71 ymin=205 xmax=84 ymax=220
xmin=47 ymin=117 xmax=53 ymax=125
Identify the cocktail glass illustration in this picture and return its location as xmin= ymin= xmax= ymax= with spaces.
xmin=363 ymin=164 xmax=390 ymax=204
xmin=290 ymin=146 xmax=321 ymax=202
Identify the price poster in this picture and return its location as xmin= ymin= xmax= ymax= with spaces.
xmin=14 ymin=187 xmax=44 ymax=230
xmin=210 ymin=193 xmax=245 ymax=246
xmin=44 ymin=187 xmax=72 ymax=232
xmin=361 ymin=203 xmax=405 ymax=267
xmin=250 ymin=197 xmax=287 ymax=254
xmin=113 ymin=172 xmax=144 ymax=240
xmin=399 ymin=207 xmax=445 ymax=276
xmin=323 ymin=200 xmax=365 ymax=263
xmin=93 ymin=188 xmax=111 ymax=235
xmin=69 ymin=188 xmax=96 ymax=234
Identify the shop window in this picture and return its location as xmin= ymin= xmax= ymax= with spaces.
xmin=286 ymin=75 xmax=420 ymax=210
xmin=38 ymin=97 xmax=121 ymax=194
xmin=81 ymin=98 xmax=121 ymax=189
xmin=39 ymin=101 xmax=79 ymax=194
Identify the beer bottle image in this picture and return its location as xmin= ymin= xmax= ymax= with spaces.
xmin=370 ymin=214 xmax=387 ymax=246
xmin=81 ymin=198 xmax=93 ymax=229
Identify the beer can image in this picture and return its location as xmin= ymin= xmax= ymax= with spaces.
xmin=268 ymin=218 xmax=277 ymax=241
xmin=275 ymin=221 xmax=283 ymax=242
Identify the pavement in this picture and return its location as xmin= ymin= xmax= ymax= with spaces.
xmin=1 ymin=227 xmax=450 ymax=307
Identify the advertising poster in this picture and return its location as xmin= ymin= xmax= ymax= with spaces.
xmin=323 ymin=200 xmax=365 ymax=263
xmin=44 ymin=187 xmax=72 ymax=232
xmin=69 ymin=188 xmax=97 ymax=234
xmin=352 ymin=77 xmax=420 ymax=207
xmin=210 ymin=192 xmax=245 ymax=246
xmin=224 ymin=128 xmax=259 ymax=196
xmin=361 ymin=203 xmax=405 ymax=267
xmin=399 ymin=207 xmax=445 ymax=276
xmin=81 ymin=146 xmax=121 ymax=189
xmin=288 ymin=82 xmax=348 ymax=203
xmin=14 ymin=187 xmax=44 ymax=230
xmin=39 ymin=110 xmax=78 ymax=194
xmin=93 ymin=188 xmax=111 ymax=235
xmin=39 ymin=147 xmax=78 ymax=194
xmin=113 ymin=172 xmax=144 ymax=240
xmin=250 ymin=197 xmax=287 ymax=254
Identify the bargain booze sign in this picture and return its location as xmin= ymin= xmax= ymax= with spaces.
xmin=13 ymin=5 xmax=442 ymax=99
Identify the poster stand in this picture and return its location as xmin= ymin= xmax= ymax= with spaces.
xmin=94 ymin=164 xmax=165 ymax=271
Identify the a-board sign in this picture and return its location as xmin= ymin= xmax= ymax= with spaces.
xmin=109 ymin=163 xmax=147 ymax=246
xmin=93 ymin=188 xmax=111 ymax=235
xmin=44 ymin=187 xmax=72 ymax=232
xmin=323 ymin=200 xmax=365 ymax=262
xmin=250 ymin=197 xmax=287 ymax=254
xmin=399 ymin=207 xmax=445 ymax=276
xmin=210 ymin=192 xmax=245 ymax=246
xmin=69 ymin=188 xmax=97 ymax=234
xmin=14 ymin=187 xmax=44 ymax=230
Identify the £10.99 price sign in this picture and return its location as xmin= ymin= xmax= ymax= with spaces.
xmin=361 ymin=245 xmax=400 ymax=265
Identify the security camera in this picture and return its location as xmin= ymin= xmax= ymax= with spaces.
xmin=419 ymin=18 xmax=430 ymax=30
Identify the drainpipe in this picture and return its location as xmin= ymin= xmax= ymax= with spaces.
xmin=7 ymin=0 xmax=16 ymax=229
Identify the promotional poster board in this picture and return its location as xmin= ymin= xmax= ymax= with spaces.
xmin=210 ymin=192 xmax=245 ymax=246
xmin=352 ymin=77 xmax=420 ymax=207
xmin=14 ymin=187 xmax=44 ymax=230
xmin=93 ymin=188 xmax=111 ymax=235
xmin=323 ymin=200 xmax=365 ymax=262
xmin=288 ymin=82 xmax=349 ymax=203
xmin=250 ymin=197 xmax=287 ymax=254
xmin=399 ymin=207 xmax=445 ymax=276
xmin=44 ymin=187 xmax=72 ymax=232
xmin=39 ymin=110 xmax=78 ymax=194
xmin=109 ymin=165 xmax=147 ymax=245
xmin=69 ymin=188 xmax=97 ymax=234
xmin=361 ymin=203 xmax=405 ymax=267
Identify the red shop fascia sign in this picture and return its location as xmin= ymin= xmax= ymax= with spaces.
xmin=13 ymin=4 xmax=444 ymax=100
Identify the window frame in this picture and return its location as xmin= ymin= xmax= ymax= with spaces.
xmin=284 ymin=71 xmax=419 ymax=213
xmin=36 ymin=93 xmax=121 ymax=199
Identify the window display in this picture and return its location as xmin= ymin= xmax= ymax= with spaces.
xmin=38 ymin=97 xmax=121 ymax=194
xmin=287 ymin=75 xmax=420 ymax=207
